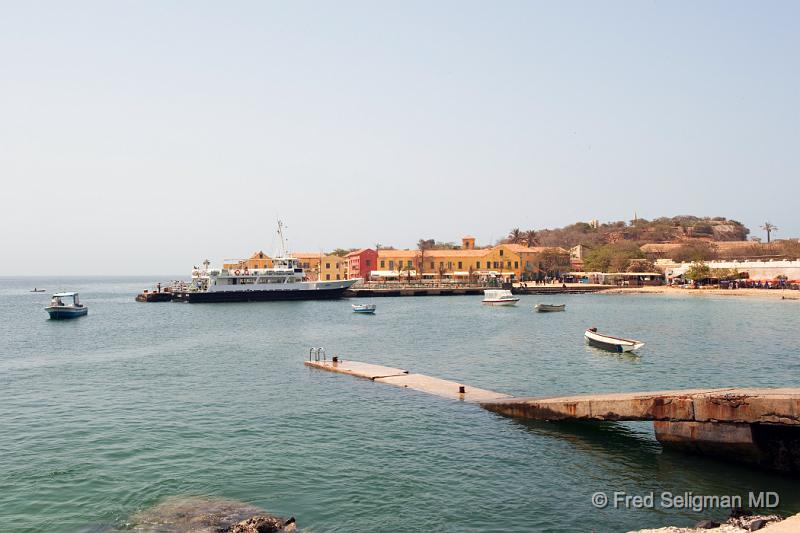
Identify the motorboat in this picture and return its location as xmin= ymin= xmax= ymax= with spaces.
xmin=584 ymin=327 xmax=644 ymax=353
xmin=534 ymin=303 xmax=566 ymax=312
xmin=45 ymin=292 xmax=88 ymax=319
xmin=30 ymin=288 xmax=46 ymax=292
xmin=352 ymin=303 xmax=376 ymax=314
xmin=482 ymin=289 xmax=520 ymax=306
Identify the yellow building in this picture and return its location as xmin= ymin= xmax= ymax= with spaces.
xmin=375 ymin=237 xmax=569 ymax=281
xmin=293 ymin=252 xmax=347 ymax=281
xmin=223 ymin=251 xmax=272 ymax=271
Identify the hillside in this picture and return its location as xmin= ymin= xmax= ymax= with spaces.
xmin=534 ymin=216 xmax=750 ymax=249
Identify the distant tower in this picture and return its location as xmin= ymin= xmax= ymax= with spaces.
xmin=589 ymin=219 xmax=599 ymax=229
xmin=634 ymin=211 xmax=638 ymax=223
xmin=462 ymin=236 xmax=476 ymax=249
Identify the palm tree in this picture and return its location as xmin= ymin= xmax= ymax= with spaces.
xmin=524 ymin=229 xmax=538 ymax=247
xmin=507 ymin=228 xmax=523 ymax=244
xmin=761 ymin=222 xmax=778 ymax=243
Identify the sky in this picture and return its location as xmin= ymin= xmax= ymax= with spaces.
xmin=1 ymin=1 xmax=797 ymax=275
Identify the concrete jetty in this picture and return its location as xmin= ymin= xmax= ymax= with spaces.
xmin=480 ymin=389 xmax=800 ymax=471
xmin=305 ymin=356 xmax=800 ymax=471
xmin=304 ymin=359 xmax=510 ymax=402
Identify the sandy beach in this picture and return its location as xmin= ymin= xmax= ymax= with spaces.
xmin=599 ymin=285 xmax=800 ymax=300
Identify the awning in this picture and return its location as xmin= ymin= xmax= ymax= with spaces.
xmin=453 ymin=271 xmax=471 ymax=276
xmin=370 ymin=270 xmax=400 ymax=277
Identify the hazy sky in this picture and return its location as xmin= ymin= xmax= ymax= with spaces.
xmin=1 ymin=1 xmax=797 ymax=275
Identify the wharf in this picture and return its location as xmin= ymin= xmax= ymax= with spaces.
xmin=305 ymin=356 xmax=800 ymax=471
xmin=304 ymin=358 xmax=510 ymax=402
xmin=135 ymin=290 xmax=174 ymax=302
xmin=345 ymin=284 xmax=611 ymax=297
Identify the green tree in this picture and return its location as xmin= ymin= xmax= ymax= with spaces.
xmin=672 ymin=240 xmax=718 ymax=263
xmin=507 ymin=228 xmax=523 ymax=244
xmin=685 ymin=261 xmax=712 ymax=281
xmin=583 ymin=243 xmax=645 ymax=272
xmin=761 ymin=222 xmax=778 ymax=243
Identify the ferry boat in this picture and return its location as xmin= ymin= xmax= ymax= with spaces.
xmin=172 ymin=222 xmax=360 ymax=303
xmin=45 ymin=292 xmax=88 ymax=319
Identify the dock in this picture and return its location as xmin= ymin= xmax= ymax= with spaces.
xmin=305 ymin=355 xmax=800 ymax=471
xmin=304 ymin=358 xmax=510 ymax=402
xmin=344 ymin=284 xmax=611 ymax=297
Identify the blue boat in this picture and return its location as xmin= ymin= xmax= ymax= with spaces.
xmin=46 ymin=292 xmax=88 ymax=319
xmin=352 ymin=303 xmax=376 ymax=314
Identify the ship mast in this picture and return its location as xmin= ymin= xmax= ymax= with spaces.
xmin=277 ymin=220 xmax=290 ymax=258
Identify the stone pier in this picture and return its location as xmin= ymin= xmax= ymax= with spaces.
xmin=305 ymin=356 xmax=800 ymax=471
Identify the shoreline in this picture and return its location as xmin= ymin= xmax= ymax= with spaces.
xmin=598 ymin=286 xmax=800 ymax=300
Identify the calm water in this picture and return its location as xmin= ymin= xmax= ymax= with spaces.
xmin=1 ymin=277 xmax=799 ymax=532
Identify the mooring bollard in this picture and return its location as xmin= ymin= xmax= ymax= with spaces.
xmin=459 ymin=385 xmax=466 ymax=394
xmin=332 ymin=356 xmax=339 ymax=363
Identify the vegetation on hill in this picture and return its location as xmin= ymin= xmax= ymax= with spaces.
xmin=534 ymin=216 xmax=750 ymax=249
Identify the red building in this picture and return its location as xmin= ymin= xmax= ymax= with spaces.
xmin=346 ymin=248 xmax=378 ymax=280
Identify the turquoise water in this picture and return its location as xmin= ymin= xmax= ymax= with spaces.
xmin=1 ymin=277 xmax=799 ymax=532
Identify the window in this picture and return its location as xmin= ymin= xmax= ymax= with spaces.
xmin=514 ymin=261 xmax=519 ymax=269
xmin=325 ymin=263 xmax=330 ymax=269
xmin=407 ymin=260 xmax=412 ymax=267
xmin=430 ymin=262 xmax=434 ymax=269
xmin=336 ymin=274 xmax=340 ymax=280
xmin=447 ymin=262 xmax=452 ymax=269
xmin=493 ymin=261 xmax=498 ymax=268
xmin=507 ymin=261 xmax=511 ymax=268
xmin=326 ymin=274 xmax=330 ymax=280
xmin=476 ymin=261 xmax=481 ymax=269
xmin=457 ymin=261 xmax=462 ymax=269
xmin=380 ymin=260 xmax=385 ymax=268
xmin=389 ymin=260 xmax=394 ymax=269
xmin=365 ymin=259 xmax=371 ymax=267
xmin=439 ymin=262 xmax=444 ymax=269
xmin=500 ymin=249 xmax=504 ymax=257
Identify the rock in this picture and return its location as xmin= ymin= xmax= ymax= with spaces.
xmin=694 ymin=520 xmax=720 ymax=529
xmin=748 ymin=519 xmax=768 ymax=531
xmin=730 ymin=508 xmax=753 ymax=519
xmin=227 ymin=515 xmax=296 ymax=533
xmin=121 ymin=496 xmax=299 ymax=532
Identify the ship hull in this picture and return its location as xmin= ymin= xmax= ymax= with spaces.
xmin=172 ymin=285 xmax=351 ymax=303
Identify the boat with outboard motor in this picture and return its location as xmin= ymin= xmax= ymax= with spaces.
xmin=352 ymin=303 xmax=376 ymax=314
xmin=584 ymin=327 xmax=644 ymax=353
xmin=45 ymin=292 xmax=88 ymax=319
xmin=171 ymin=222 xmax=360 ymax=303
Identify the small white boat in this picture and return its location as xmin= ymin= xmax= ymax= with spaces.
xmin=482 ymin=289 xmax=520 ymax=306
xmin=535 ymin=303 xmax=566 ymax=312
xmin=45 ymin=292 xmax=88 ymax=319
xmin=352 ymin=303 xmax=376 ymax=314
xmin=584 ymin=327 xmax=644 ymax=353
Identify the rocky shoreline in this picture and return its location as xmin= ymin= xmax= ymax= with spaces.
xmin=117 ymin=496 xmax=298 ymax=532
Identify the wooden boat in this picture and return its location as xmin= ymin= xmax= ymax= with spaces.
xmin=482 ymin=289 xmax=520 ymax=306
xmin=352 ymin=303 xmax=376 ymax=314
xmin=534 ymin=303 xmax=566 ymax=312
xmin=30 ymin=288 xmax=46 ymax=292
xmin=584 ymin=327 xmax=644 ymax=353
xmin=45 ymin=292 xmax=88 ymax=319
